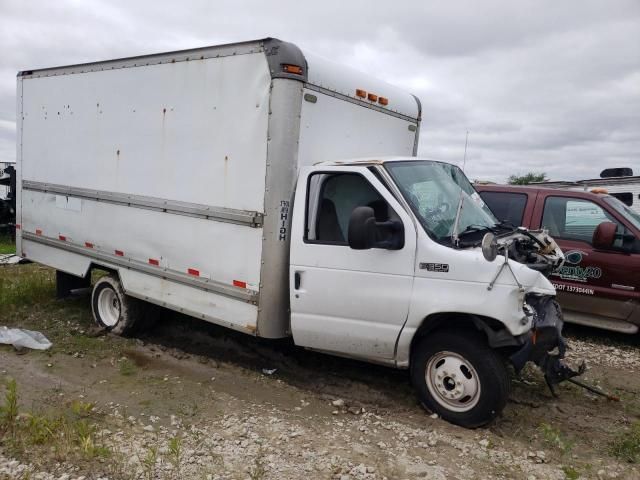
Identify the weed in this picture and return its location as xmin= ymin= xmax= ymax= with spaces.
xmin=168 ymin=435 xmax=183 ymax=475
xmin=609 ymin=421 xmax=640 ymax=463
xmin=70 ymin=399 xmax=95 ymax=417
xmin=23 ymin=413 xmax=56 ymax=445
xmin=539 ymin=422 xmax=574 ymax=454
xmin=118 ymin=357 xmax=137 ymax=376
xmin=249 ymin=448 xmax=266 ymax=480
xmin=140 ymin=445 xmax=158 ymax=480
xmin=562 ymin=465 xmax=580 ymax=479
xmin=0 ymin=378 xmax=18 ymax=429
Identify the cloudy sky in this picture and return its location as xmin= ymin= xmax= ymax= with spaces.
xmin=1 ymin=0 xmax=638 ymax=182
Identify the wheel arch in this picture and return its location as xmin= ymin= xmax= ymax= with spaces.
xmin=408 ymin=312 xmax=522 ymax=365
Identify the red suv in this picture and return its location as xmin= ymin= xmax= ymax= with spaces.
xmin=475 ymin=184 xmax=640 ymax=334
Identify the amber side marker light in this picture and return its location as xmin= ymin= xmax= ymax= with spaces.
xmin=591 ymin=188 xmax=608 ymax=194
xmin=355 ymin=89 xmax=367 ymax=98
xmin=378 ymin=97 xmax=389 ymax=106
xmin=367 ymin=93 xmax=378 ymax=102
xmin=282 ymin=64 xmax=303 ymax=75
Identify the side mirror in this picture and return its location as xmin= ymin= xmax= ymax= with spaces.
xmin=348 ymin=206 xmax=405 ymax=250
xmin=592 ymin=221 xmax=617 ymax=250
xmin=348 ymin=206 xmax=377 ymax=250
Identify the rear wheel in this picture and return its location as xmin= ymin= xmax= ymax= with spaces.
xmin=411 ymin=330 xmax=510 ymax=428
xmin=91 ymin=274 xmax=151 ymax=336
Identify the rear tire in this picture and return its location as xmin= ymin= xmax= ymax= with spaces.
xmin=91 ymin=274 xmax=151 ymax=336
xmin=410 ymin=330 xmax=510 ymax=428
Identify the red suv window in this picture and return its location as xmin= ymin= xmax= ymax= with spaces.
xmin=541 ymin=196 xmax=622 ymax=246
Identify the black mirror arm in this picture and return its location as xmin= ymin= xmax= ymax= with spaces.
xmin=375 ymin=220 xmax=403 ymax=231
xmin=372 ymin=220 xmax=404 ymax=250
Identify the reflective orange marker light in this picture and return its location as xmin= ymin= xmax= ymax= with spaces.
xmin=355 ymin=89 xmax=367 ymax=98
xmin=378 ymin=97 xmax=389 ymax=106
xmin=282 ymin=64 xmax=303 ymax=75
xmin=367 ymin=93 xmax=378 ymax=102
xmin=591 ymin=188 xmax=608 ymax=194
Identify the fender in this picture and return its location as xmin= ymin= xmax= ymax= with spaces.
xmin=397 ymin=312 xmax=525 ymax=368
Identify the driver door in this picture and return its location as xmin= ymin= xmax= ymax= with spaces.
xmin=289 ymin=166 xmax=416 ymax=361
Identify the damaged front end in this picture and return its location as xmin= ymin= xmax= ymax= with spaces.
xmin=482 ymin=227 xmax=586 ymax=395
xmin=511 ymin=294 xmax=585 ymax=395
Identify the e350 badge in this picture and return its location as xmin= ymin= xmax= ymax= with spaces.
xmin=420 ymin=263 xmax=449 ymax=273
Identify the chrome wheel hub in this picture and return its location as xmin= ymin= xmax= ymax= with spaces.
xmin=425 ymin=351 xmax=481 ymax=412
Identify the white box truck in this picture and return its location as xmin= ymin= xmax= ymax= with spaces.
xmin=16 ymin=38 xmax=580 ymax=427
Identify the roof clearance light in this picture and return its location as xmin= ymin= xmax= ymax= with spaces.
xmin=378 ymin=97 xmax=389 ymax=106
xmin=282 ymin=64 xmax=303 ymax=75
xmin=367 ymin=93 xmax=378 ymax=102
xmin=591 ymin=188 xmax=608 ymax=194
xmin=355 ymin=89 xmax=367 ymax=98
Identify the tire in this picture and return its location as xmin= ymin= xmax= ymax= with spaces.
xmin=91 ymin=274 xmax=152 ymax=336
xmin=410 ymin=330 xmax=510 ymax=428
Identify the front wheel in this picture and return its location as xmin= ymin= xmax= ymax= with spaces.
xmin=411 ymin=330 xmax=510 ymax=428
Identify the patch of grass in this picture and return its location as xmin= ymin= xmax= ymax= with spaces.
xmin=118 ymin=357 xmax=137 ymax=376
xmin=609 ymin=421 xmax=640 ymax=463
xmin=0 ymin=379 xmax=112 ymax=466
xmin=0 ymin=234 xmax=14 ymax=255
xmin=562 ymin=465 xmax=580 ymax=479
xmin=0 ymin=264 xmax=55 ymax=309
xmin=539 ymin=422 xmax=574 ymax=455
xmin=167 ymin=436 xmax=183 ymax=476
xmin=0 ymin=378 xmax=18 ymax=433
xmin=70 ymin=400 xmax=95 ymax=417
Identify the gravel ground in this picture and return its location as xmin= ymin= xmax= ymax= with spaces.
xmin=1 ymin=266 xmax=640 ymax=479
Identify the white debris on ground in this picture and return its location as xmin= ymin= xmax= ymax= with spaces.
xmin=0 ymin=326 xmax=52 ymax=350
xmin=0 ymin=254 xmax=20 ymax=265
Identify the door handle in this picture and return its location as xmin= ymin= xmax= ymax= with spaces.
xmin=294 ymin=271 xmax=302 ymax=290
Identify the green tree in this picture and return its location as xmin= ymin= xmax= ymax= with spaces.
xmin=507 ymin=172 xmax=548 ymax=185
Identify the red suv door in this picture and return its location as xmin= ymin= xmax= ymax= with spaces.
xmin=535 ymin=194 xmax=640 ymax=330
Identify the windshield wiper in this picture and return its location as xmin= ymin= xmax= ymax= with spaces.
xmin=456 ymin=224 xmax=493 ymax=239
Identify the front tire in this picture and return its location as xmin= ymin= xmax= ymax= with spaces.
xmin=411 ymin=330 xmax=510 ymax=428
xmin=91 ymin=274 xmax=150 ymax=336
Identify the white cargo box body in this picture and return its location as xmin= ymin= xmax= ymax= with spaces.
xmin=16 ymin=38 xmax=421 ymax=338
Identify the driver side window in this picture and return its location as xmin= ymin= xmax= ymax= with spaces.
xmin=305 ymin=173 xmax=399 ymax=246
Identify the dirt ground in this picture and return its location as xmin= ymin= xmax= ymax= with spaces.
xmin=1 ymin=264 xmax=640 ymax=479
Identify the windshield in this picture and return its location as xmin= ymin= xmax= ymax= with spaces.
xmin=385 ymin=161 xmax=497 ymax=243
xmin=603 ymin=196 xmax=640 ymax=231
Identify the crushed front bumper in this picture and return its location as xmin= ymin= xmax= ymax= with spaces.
xmin=510 ymin=295 xmax=584 ymax=391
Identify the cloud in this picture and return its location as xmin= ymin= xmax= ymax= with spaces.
xmin=0 ymin=0 xmax=638 ymax=183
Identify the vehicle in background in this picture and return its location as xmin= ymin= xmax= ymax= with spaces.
xmin=17 ymin=38 xmax=579 ymax=427
xmin=0 ymin=163 xmax=16 ymax=234
xmin=475 ymin=184 xmax=640 ymax=334
xmin=533 ymin=167 xmax=640 ymax=215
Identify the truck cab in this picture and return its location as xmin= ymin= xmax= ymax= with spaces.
xmin=289 ymin=159 xmax=573 ymax=427
xmin=475 ymin=184 xmax=640 ymax=334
